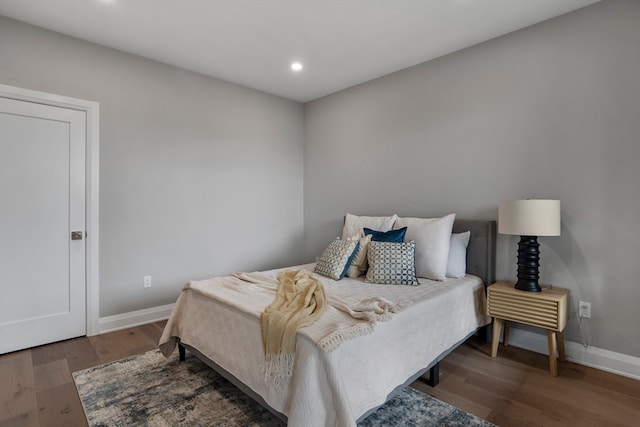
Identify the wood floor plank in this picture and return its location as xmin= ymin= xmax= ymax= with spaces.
xmin=35 ymin=383 xmax=87 ymax=427
xmin=425 ymin=369 xmax=514 ymax=412
xmin=29 ymin=344 xmax=65 ymax=368
xmin=88 ymin=328 xmax=157 ymax=364
xmin=33 ymin=360 xmax=72 ymax=393
xmin=0 ymin=411 xmax=39 ymax=427
xmin=488 ymin=399 xmax=568 ymax=427
xmin=449 ymin=350 xmax=534 ymax=386
xmin=0 ymin=350 xmax=37 ymax=423
xmin=58 ymin=338 xmax=100 ymax=373
xmin=560 ymin=361 xmax=640 ymax=396
xmin=512 ymin=386 xmax=631 ymax=427
xmin=138 ymin=320 xmax=165 ymax=344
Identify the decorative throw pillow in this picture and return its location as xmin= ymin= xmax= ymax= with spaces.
xmin=345 ymin=232 xmax=372 ymax=278
xmin=446 ymin=231 xmax=470 ymax=279
xmin=363 ymin=226 xmax=407 ymax=243
xmin=365 ymin=241 xmax=419 ymax=285
xmin=394 ymin=214 xmax=455 ymax=281
xmin=341 ymin=213 xmax=398 ymax=240
xmin=314 ymin=239 xmax=360 ymax=280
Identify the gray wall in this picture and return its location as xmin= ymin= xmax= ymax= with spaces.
xmin=0 ymin=16 xmax=305 ymax=317
xmin=304 ymin=0 xmax=640 ymax=358
xmin=2 ymin=0 xmax=639 ymax=360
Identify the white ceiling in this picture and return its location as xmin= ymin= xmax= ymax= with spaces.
xmin=0 ymin=0 xmax=600 ymax=102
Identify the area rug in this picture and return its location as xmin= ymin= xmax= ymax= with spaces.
xmin=73 ymin=350 xmax=494 ymax=427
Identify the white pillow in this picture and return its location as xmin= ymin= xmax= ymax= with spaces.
xmin=345 ymin=232 xmax=372 ymax=278
xmin=393 ymin=213 xmax=455 ymax=281
xmin=446 ymin=231 xmax=470 ymax=279
xmin=341 ymin=213 xmax=398 ymax=240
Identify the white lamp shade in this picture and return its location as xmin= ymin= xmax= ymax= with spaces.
xmin=498 ymin=199 xmax=561 ymax=236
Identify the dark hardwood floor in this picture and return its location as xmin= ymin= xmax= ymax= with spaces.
xmin=1 ymin=321 xmax=638 ymax=426
xmin=413 ymin=337 xmax=640 ymax=427
xmin=0 ymin=321 xmax=165 ymax=427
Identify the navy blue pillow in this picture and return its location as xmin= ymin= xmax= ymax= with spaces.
xmin=363 ymin=227 xmax=407 ymax=243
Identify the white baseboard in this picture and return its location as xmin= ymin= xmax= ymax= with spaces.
xmin=505 ymin=327 xmax=640 ymax=380
xmin=97 ymin=303 xmax=175 ymax=335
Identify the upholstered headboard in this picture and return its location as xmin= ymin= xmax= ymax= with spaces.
xmin=453 ymin=219 xmax=496 ymax=286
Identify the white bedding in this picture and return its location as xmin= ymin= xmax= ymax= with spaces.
xmin=159 ymin=263 xmax=490 ymax=427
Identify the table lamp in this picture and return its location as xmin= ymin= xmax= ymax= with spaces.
xmin=498 ymin=199 xmax=561 ymax=292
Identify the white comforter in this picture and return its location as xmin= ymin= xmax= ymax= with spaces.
xmin=159 ymin=263 xmax=490 ymax=427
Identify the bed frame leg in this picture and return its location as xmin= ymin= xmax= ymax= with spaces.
xmin=178 ymin=343 xmax=186 ymax=362
xmin=427 ymin=363 xmax=440 ymax=387
xmin=479 ymin=325 xmax=491 ymax=343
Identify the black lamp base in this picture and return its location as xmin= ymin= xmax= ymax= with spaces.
xmin=514 ymin=235 xmax=542 ymax=292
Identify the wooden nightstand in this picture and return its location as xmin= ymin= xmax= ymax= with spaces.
xmin=487 ymin=281 xmax=569 ymax=376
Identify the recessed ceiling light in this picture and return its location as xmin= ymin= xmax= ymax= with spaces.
xmin=291 ymin=62 xmax=303 ymax=72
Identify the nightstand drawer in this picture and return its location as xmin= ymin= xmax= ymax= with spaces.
xmin=486 ymin=281 xmax=569 ymax=332
xmin=487 ymin=293 xmax=560 ymax=329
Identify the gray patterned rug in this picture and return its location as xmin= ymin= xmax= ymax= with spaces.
xmin=73 ymin=350 xmax=494 ymax=427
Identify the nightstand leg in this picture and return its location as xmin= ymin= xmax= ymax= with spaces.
xmin=557 ymin=330 xmax=566 ymax=362
xmin=491 ymin=318 xmax=503 ymax=358
xmin=547 ymin=330 xmax=558 ymax=376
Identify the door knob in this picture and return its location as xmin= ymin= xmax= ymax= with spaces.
xmin=71 ymin=231 xmax=84 ymax=240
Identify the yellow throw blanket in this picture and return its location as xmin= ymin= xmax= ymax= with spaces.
xmin=260 ymin=269 xmax=327 ymax=386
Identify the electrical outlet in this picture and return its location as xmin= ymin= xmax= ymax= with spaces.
xmin=143 ymin=275 xmax=152 ymax=289
xmin=579 ymin=301 xmax=591 ymax=318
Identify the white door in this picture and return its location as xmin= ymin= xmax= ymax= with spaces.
xmin=0 ymin=97 xmax=86 ymax=354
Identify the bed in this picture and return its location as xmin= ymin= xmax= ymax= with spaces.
xmin=159 ymin=217 xmax=496 ymax=427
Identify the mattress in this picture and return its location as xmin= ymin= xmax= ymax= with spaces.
xmin=159 ymin=262 xmax=490 ymax=427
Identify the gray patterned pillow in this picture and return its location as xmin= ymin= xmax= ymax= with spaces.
xmin=314 ymin=239 xmax=360 ymax=280
xmin=365 ymin=241 xmax=419 ymax=285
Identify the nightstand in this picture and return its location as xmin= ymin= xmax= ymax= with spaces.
xmin=487 ymin=281 xmax=569 ymax=376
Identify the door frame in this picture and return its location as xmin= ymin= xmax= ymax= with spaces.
xmin=0 ymin=83 xmax=100 ymax=336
